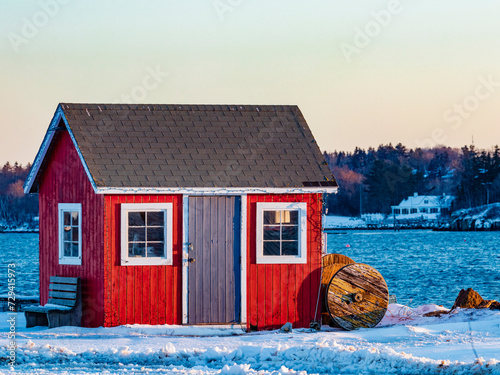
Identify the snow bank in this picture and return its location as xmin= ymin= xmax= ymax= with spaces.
xmin=4 ymin=336 xmax=499 ymax=375
xmin=1 ymin=308 xmax=499 ymax=374
xmin=323 ymin=216 xmax=366 ymax=229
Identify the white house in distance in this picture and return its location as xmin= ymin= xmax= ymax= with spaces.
xmin=391 ymin=193 xmax=455 ymax=221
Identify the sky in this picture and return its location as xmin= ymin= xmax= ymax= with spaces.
xmin=1 ymin=0 xmax=500 ymax=165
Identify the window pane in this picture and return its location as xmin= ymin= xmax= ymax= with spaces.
xmin=282 ymin=226 xmax=298 ymax=241
xmin=147 ymin=211 xmax=164 ymax=226
xmin=147 ymin=242 xmax=165 ymax=258
xmin=64 ymin=242 xmax=71 ymax=256
xmin=71 ymin=242 xmax=79 ymax=257
xmin=263 ymin=241 xmax=280 ymax=256
xmin=71 ymin=211 xmax=78 ymax=225
xmin=263 ymin=211 xmax=279 ymax=225
xmin=288 ymin=211 xmax=298 ymax=224
xmin=282 ymin=241 xmax=298 ymax=256
xmin=63 ymin=212 xmax=71 ymax=226
xmin=129 ymin=212 xmax=146 ymax=226
xmin=72 ymin=227 xmax=79 ymax=242
xmin=63 ymin=227 xmax=71 ymax=242
xmin=129 ymin=242 xmax=145 ymax=257
xmin=129 ymin=227 xmax=146 ymax=242
xmin=263 ymin=226 xmax=280 ymax=241
xmin=147 ymin=227 xmax=164 ymax=242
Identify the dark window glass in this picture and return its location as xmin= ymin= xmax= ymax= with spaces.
xmin=129 ymin=242 xmax=145 ymax=257
xmin=147 ymin=242 xmax=165 ymax=257
xmin=129 ymin=227 xmax=146 ymax=242
xmin=64 ymin=242 xmax=71 ymax=257
xmin=147 ymin=227 xmax=164 ymax=242
xmin=282 ymin=241 xmax=298 ymax=256
xmin=263 ymin=211 xmax=279 ymax=225
xmin=63 ymin=228 xmax=71 ymax=242
xmin=263 ymin=241 xmax=280 ymax=256
xmin=71 ymin=243 xmax=79 ymax=257
xmin=284 ymin=210 xmax=298 ymax=224
xmin=262 ymin=209 xmax=301 ymax=257
xmin=129 ymin=212 xmax=146 ymax=226
xmin=64 ymin=212 xmax=71 ymax=226
xmin=127 ymin=210 xmax=167 ymax=258
xmin=263 ymin=226 xmax=280 ymax=241
xmin=282 ymin=226 xmax=298 ymax=241
xmin=147 ymin=212 xmax=163 ymax=226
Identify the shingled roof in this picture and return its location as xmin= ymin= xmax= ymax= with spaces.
xmin=26 ymin=103 xmax=337 ymax=192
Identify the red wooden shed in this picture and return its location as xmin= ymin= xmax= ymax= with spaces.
xmin=24 ymin=103 xmax=337 ymax=330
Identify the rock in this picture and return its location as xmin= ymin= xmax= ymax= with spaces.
xmin=478 ymin=300 xmax=497 ymax=309
xmin=280 ymin=322 xmax=292 ymax=333
xmin=489 ymin=301 xmax=500 ymax=310
xmin=451 ymin=288 xmax=484 ymax=309
xmin=423 ymin=311 xmax=448 ymax=317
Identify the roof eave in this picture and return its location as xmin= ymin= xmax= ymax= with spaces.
xmin=95 ymin=186 xmax=339 ymax=195
xmin=23 ymin=105 xmax=98 ymax=194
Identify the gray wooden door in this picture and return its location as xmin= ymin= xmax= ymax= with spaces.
xmin=188 ymin=196 xmax=241 ymax=324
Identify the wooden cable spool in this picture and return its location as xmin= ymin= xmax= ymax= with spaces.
xmin=325 ymin=263 xmax=389 ymax=331
xmin=320 ymin=254 xmax=355 ymax=326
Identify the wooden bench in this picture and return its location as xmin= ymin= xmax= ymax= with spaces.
xmin=24 ymin=276 xmax=82 ymax=328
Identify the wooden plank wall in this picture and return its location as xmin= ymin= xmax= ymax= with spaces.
xmin=103 ymin=194 xmax=182 ymax=327
xmin=247 ymin=194 xmax=322 ymax=330
xmin=38 ymin=131 xmax=105 ymax=327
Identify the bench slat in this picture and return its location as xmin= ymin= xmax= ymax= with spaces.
xmin=24 ymin=305 xmax=71 ymax=313
xmin=48 ymin=298 xmax=76 ymax=306
xmin=49 ymin=283 xmax=77 ymax=292
xmin=49 ymin=291 xmax=76 ymax=299
xmin=50 ymin=276 xmax=79 ymax=284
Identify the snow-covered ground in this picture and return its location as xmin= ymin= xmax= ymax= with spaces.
xmin=2 ymin=305 xmax=499 ymax=374
xmin=323 ymin=216 xmax=367 ymax=229
xmin=323 ymin=215 xmax=387 ymax=230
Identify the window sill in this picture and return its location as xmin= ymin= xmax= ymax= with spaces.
xmin=59 ymin=258 xmax=82 ymax=266
xmin=120 ymin=258 xmax=173 ymax=266
xmin=256 ymin=255 xmax=307 ymax=264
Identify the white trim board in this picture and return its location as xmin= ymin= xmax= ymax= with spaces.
xmin=23 ymin=110 xmax=62 ymax=194
xmin=96 ymin=187 xmax=338 ymax=195
xmin=120 ymin=203 xmax=173 ymax=266
xmin=255 ymin=202 xmax=308 ymax=264
xmin=240 ymin=194 xmax=247 ymax=325
xmin=58 ymin=203 xmax=82 ymax=266
xmin=182 ymin=195 xmax=189 ymax=325
xmin=23 ymin=105 xmax=98 ymax=194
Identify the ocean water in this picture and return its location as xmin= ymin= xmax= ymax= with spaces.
xmin=327 ymin=230 xmax=500 ymax=307
xmin=0 ymin=233 xmax=39 ymax=297
xmin=0 ymin=231 xmax=499 ymax=308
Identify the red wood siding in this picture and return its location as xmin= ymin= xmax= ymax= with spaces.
xmin=247 ymin=194 xmax=322 ymax=330
xmin=103 ymin=195 xmax=182 ymax=327
xmin=38 ymin=131 xmax=105 ymax=327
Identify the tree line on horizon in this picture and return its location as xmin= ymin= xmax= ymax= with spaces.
xmin=1 ymin=143 xmax=500 ymax=226
xmin=0 ymin=162 xmax=37 ymax=227
xmin=324 ymin=143 xmax=500 ymax=217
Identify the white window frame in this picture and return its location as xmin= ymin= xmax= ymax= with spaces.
xmin=58 ymin=203 xmax=82 ymax=266
xmin=256 ymin=202 xmax=307 ymax=264
xmin=120 ymin=203 xmax=173 ymax=266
